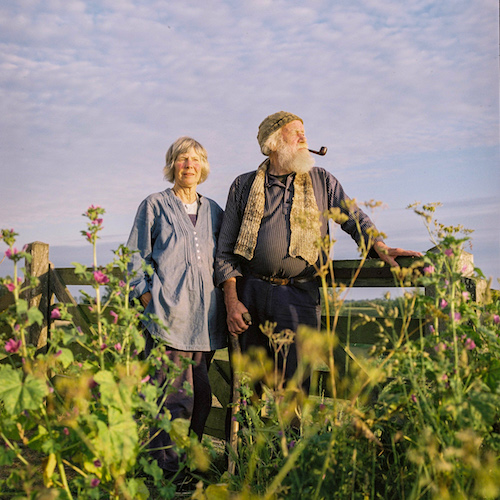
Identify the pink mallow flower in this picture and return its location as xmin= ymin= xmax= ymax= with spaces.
xmin=434 ymin=342 xmax=447 ymax=353
xmin=5 ymin=248 xmax=18 ymax=259
xmin=114 ymin=343 xmax=122 ymax=352
xmin=93 ymin=270 xmax=109 ymax=285
xmin=5 ymin=338 xmax=22 ymax=354
xmin=440 ymin=299 xmax=448 ymax=309
xmin=444 ymin=248 xmax=453 ymax=257
xmin=6 ymin=282 xmax=16 ymax=292
xmin=465 ymin=338 xmax=476 ymax=350
xmin=51 ymin=308 xmax=61 ymax=320
xmin=90 ymin=478 xmax=100 ymax=487
xmin=423 ymin=265 xmax=435 ymax=275
xmin=110 ymin=310 xmax=118 ymax=324
xmin=462 ymin=291 xmax=470 ymax=301
xmin=493 ymin=315 xmax=500 ymax=325
xmin=451 ymin=312 xmax=462 ymax=322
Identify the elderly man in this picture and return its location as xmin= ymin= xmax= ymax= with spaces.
xmin=215 ymin=111 xmax=421 ymax=382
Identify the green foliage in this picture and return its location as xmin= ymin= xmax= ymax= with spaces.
xmin=0 ymin=208 xmax=208 ymax=499
xmin=212 ymin=202 xmax=500 ymax=500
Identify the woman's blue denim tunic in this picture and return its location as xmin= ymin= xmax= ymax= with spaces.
xmin=127 ymin=188 xmax=227 ymax=351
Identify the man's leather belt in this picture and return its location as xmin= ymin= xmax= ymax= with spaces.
xmin=251 ymin=273 xmax=315 ymax=286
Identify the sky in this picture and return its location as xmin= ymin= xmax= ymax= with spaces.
xmin=1 ymin=0 xmax=499 ymax=295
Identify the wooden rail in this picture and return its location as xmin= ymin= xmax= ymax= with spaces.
xmin=0 ymin=241 xmax=489 ymax=440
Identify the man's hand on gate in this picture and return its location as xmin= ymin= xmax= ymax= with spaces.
xmin=373 ymin=241 xmax=423 ymax=268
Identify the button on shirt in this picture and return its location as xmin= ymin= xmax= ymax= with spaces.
xmin=127 ymin=189 xmax=227 ymax=351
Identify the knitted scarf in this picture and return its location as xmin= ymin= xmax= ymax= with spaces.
xmin=234 ymin=160 xmax=321 ymax=265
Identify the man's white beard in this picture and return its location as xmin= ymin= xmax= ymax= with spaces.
xmin=276 ymin=139 xmax=315 ymax=174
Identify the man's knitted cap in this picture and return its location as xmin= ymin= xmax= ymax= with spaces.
xmin=257 ymin=111 xmax=303 ymax=155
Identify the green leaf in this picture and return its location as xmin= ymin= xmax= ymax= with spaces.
xmin=94 ymin=370 xmax=132 ymax=410
xmin=27 ymin=307 xmax=44 ymax=326
xmin=55 ymin=348 xmax=74 ymax=369
xmin=0 ymin=366 xmax=48 ymax=415
xmin=484 ymin=359 xmax=500 ymax=392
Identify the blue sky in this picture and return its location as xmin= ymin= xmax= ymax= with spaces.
xmin=1 ymin=0 xmax=499 ymax=291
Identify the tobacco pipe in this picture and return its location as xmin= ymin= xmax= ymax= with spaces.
xmin=308 ymin=146 xmax=328 ymax=156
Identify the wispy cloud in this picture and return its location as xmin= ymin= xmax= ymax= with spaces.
xmin=0 ymin=0 xmax=498 ymax=280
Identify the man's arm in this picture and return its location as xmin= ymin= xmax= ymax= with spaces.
xmin=222 ymin=278 xmax=250 ymax=336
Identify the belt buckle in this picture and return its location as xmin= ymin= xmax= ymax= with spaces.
xmin=270 ymin=276 xmax=289 ymax=285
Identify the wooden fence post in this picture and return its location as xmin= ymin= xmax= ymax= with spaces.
xmin=24 ymin=242 xmax=50 ymax=349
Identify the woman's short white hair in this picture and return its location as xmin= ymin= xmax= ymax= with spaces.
xmin=163 ymin=137 xmax=210 ymax=184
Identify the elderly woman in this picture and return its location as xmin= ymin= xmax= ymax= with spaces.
xmin=126 ymin=137 xmax=227 ymax=483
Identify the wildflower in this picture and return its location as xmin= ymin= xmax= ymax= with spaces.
xmin=5 ymin=247 xmax=18 ymax=259
xmin=289 ymin=440 xmax=296 ymax=449
xmin=5 ymin=338 xmax=22 ymax=354
xmin=6 ymin=282 xmax=16 ymax=292
xmin=423 ymin=265 xmax=435 ymax=274
xmin=141 ymin=375 xmax=150 ymax=384
xmin=440 ymin=299 xmax=448 ymax=309
xmin=465 ymin=338 xmax=476 ymax=350
xmin=462 ymin=291 xmax=470 ymax=301
xmin=54 ymin=350 xmax=62 ymax=357
xmin=434 ymin=342 xmax=447 ymax=353
xmin=411 ymin=394 xmax=417 ymax=403
xmin=451 ymin=312 xmax=461 ymax=322
xmin=94 ymin=459 xmax=102 ymax=468
xmin=119 ymin=280 xmax=126 ymax=288
xmin=444 ymin=248 xmax=453 ymax=257
xmin=90 ymin=478 xmax=100 ymax=487
xmin=493 ymin=314 xmax=500 ymax=325
xmin=441 ymin=373 xmax=448 ymax=382
xmin=51 ymin=308 xmax=61 ymax=320
xmin=63 ymin=428 xmax=69 ymax=436
xmin=110 ymin=310 xmax=118 ymax=324
xmin=100 ymin=344 xmax=107 ymax=351
xmin=114 ymin=343 xmax=122 ymax=352
xmin=429 ymin=325 xmax=435 ymax=333
xmin=93 ymin=270 xmax=109 ymax=285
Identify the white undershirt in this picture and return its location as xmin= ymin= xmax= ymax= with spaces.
xmin=183 ymin=198 xmax=199 ymax=215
